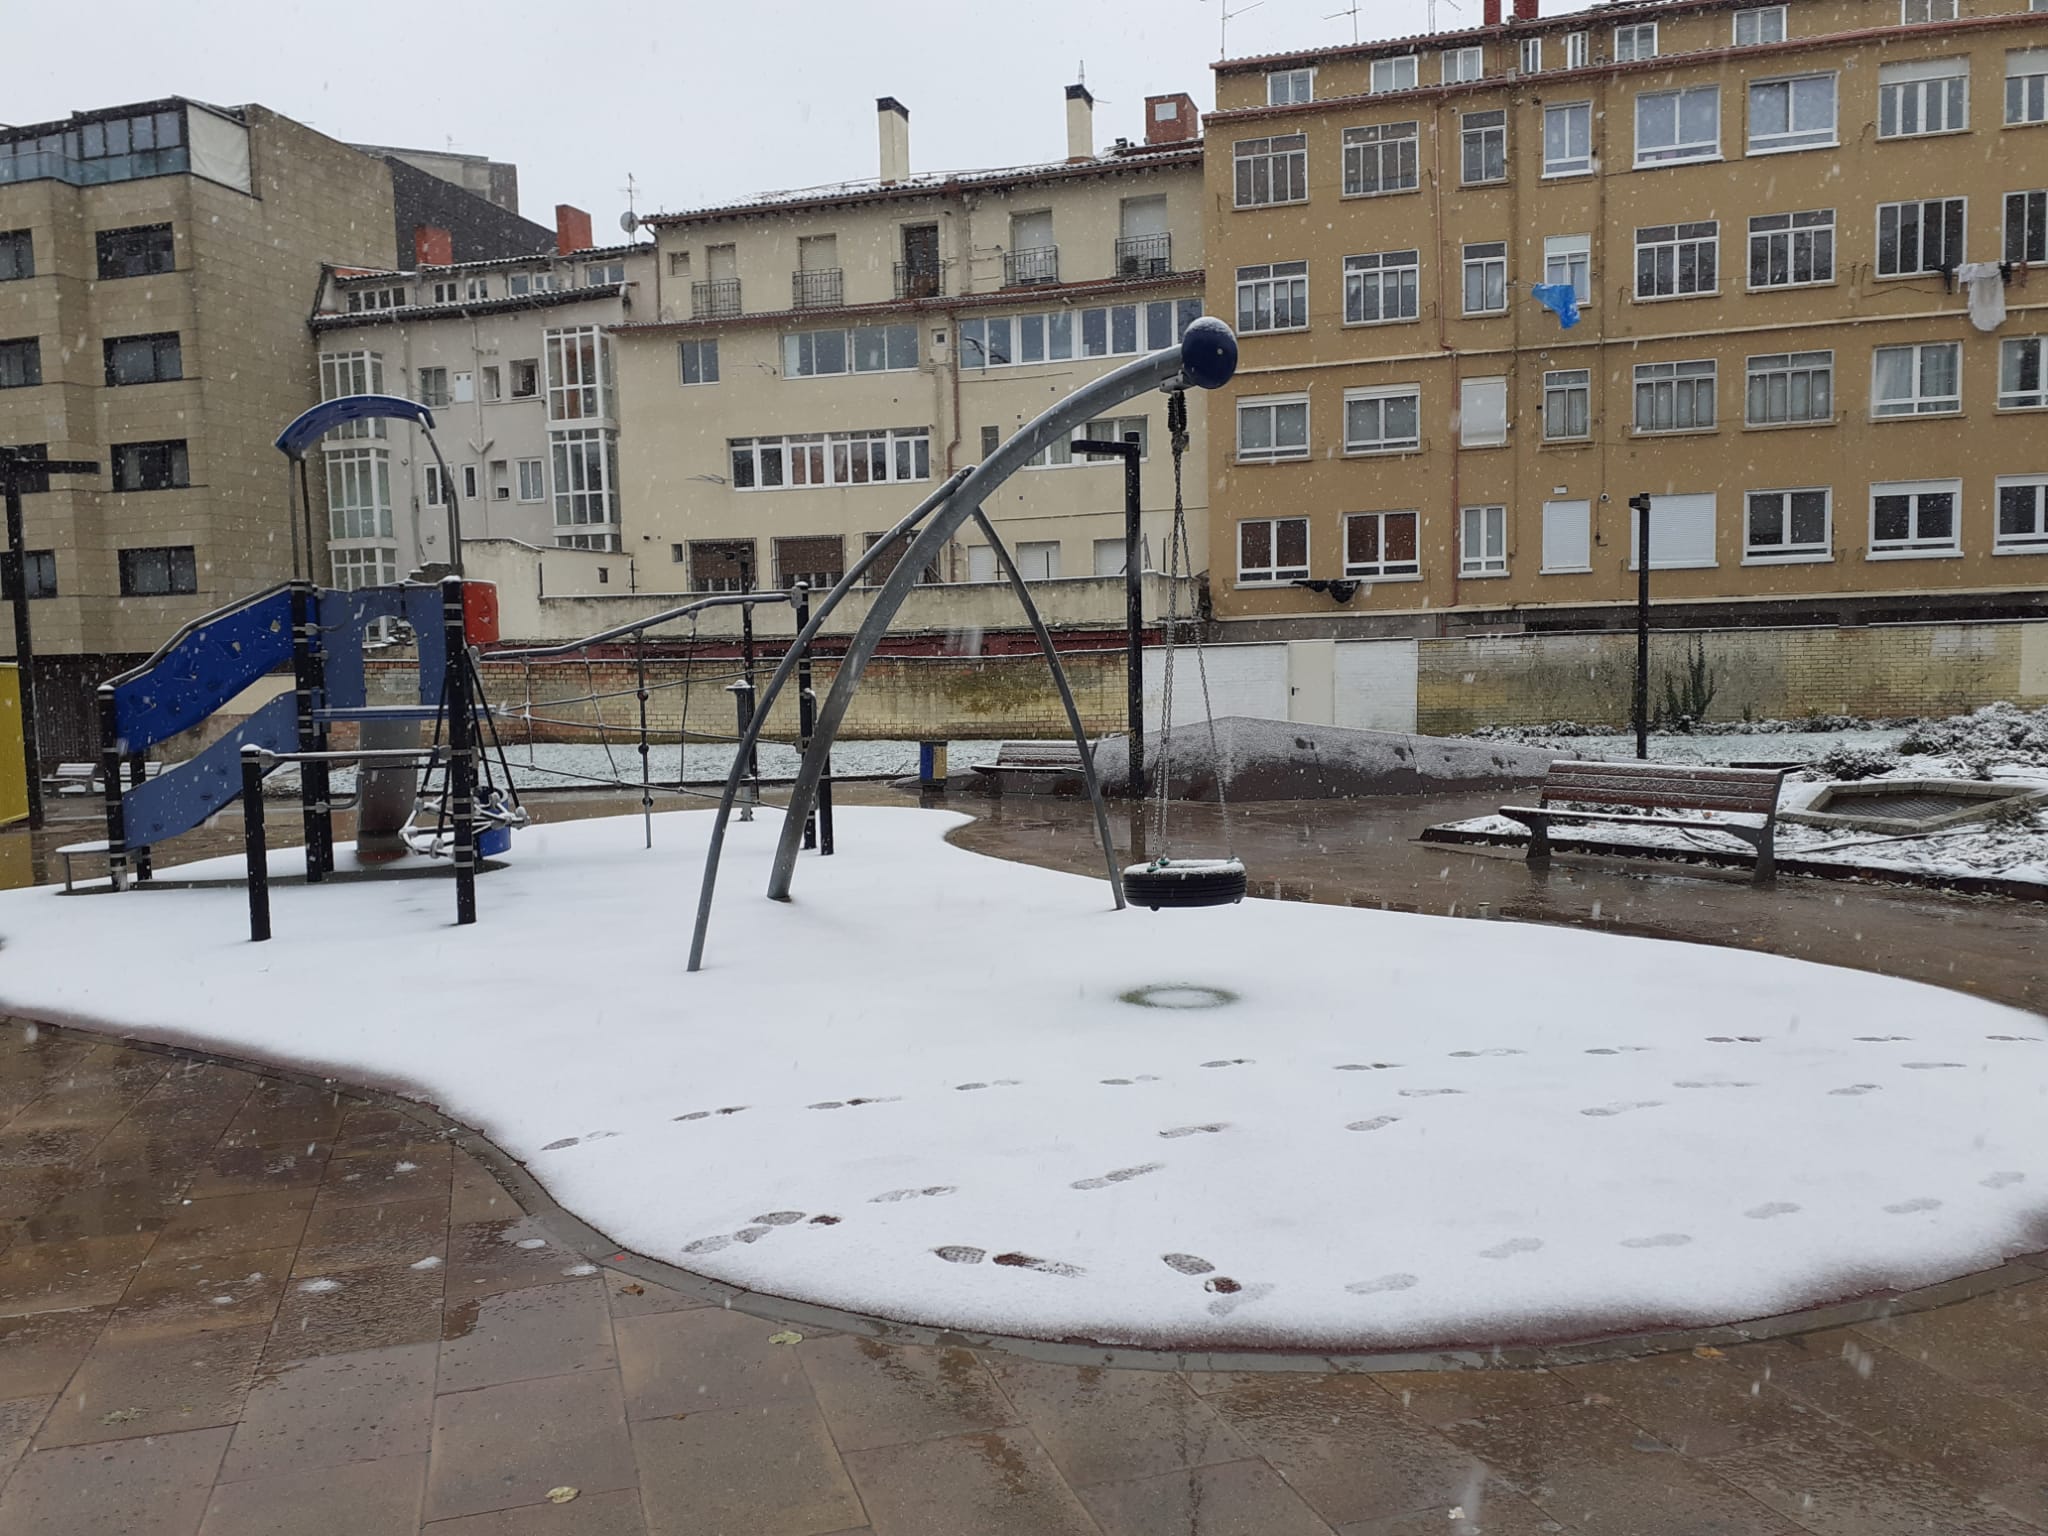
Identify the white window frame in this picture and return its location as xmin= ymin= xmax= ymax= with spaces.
xmin=1239 ymin=517 xmax=1310 ymax=584
xmin=2006 ymin=189 xmax=2047 ymax=265
xmin=2008 ymin=49 xmax=2048 ymax=126
xmin=1235 ymin=261 xmax=1310 ymax=334
xmin=1542 ymin=368 xmax=1591 ymax=441
xmin=1734 ymin=5 xmax=1787 ymax=45
xmin=1748 ymin=73 xmax=1837 ymax=154
xmin=1460 ymin=376 xmax=1509 ymax=448
xmin=543 ymin=326 xmax=613 ymax=422
xmin=1614 ymin=21 xmax=1658 ymax=61
xmin=318 ymin=351 xmax=386 ymax=439
xmin=1748 ymin=209 xmax=1836 ymax=289
xmin=1901 ymin=0 xmax=1958 ymax=21
xmin=1869 ymin=478 xmax=1963 ymax=558
xmin=424 ymin=464 xmax=445 ymax=507
xmin=1994 ymin=474 xmax=2048 ymax=552
xmin=1460 ymin=505 xmax=1508 ymax=577
xmin=1343 ymin=248 xmax=1421 ymax=325
xmin=1746 ymin=351 xmax=1835 ymax=426
xmin=783 ymin=323 xmax=919 ymax=378
xmin=1744 ymin=487 xmax=1833 ymax=563
xmin=1998 ymin=336 xmax=2048 ymax=409
xmin=1543 ymin=101 xmax=1594 ymax=176
xmin=1872 ymin=341 xmax=1962 ymax=417
xmin=1027 ymin=416 xmax=1149 ymax=469
xmin=1267 ymin=67 xmax=1315 ymax=105
xmin=1635 ymin=85 xmax=1721 ymax=167
xmin=1443 ymin=46 xmax=1484 ymax=85
xmin=1544 ymin=234 xmax=1591 ymax=302
xmin=1462 ymin=241 xmax=1508 ymax=316
xmin=323 ymin=446 xmax=394 ymax=542
xmin=551 ymin=426 xmax=621 ymax=535
xmin=460 ymin=464 xmax=479 ymax=501
xmin=1342 ymin=121 xmax=1420 ymax=197
xmin=1520 ymin=37 xmax=1543 ymax=75
xmin=1233 ymin=135 xmax=1309 ymax=208
xmin=1461 ymin=109 xmax=1508 ymax=185
xmin=1236 ymin=394 xmax=1311 ymax=463
xmin=1635 ymin=222 xmax=1720 ymax=300
xmin=1371 ymin=55 xmax=1420 ymax=93
xmin=1634 ymin=359 xmax=1718 ymax=435
xmin=679 ymin=338 xmax=719 ymax=385
xmin=516 ymin=458 xmax=546 ymax=502
xmin=416 ymin=366 xmax=450 ymax=409
xmin=1345 ymin=510 xmax=1421 ymax=579
xmin=1876 ymin=196 xmax=1966 ymax=278
xmin=1564 ymin=31 xmax=1590 ymax=69
xmin=1879 ymin=58 xmax=1970 ymax=139
xmin=1343 ymin=385 xmax=1422 ymax=456
xmin=729 ymin=427 xmax=933 ymax=491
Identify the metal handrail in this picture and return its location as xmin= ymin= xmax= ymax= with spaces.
xmin=486 ymin=590 xmax=795 ymax=663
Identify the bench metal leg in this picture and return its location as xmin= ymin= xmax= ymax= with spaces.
xmin=1752 ymin=829 xmax=1777 ymax=884
xmin=1524 ymin=818 xmax=1551 ymax=864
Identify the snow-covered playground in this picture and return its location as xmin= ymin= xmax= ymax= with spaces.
xmin=2 ymin=806 xmax=2043 ymax=1351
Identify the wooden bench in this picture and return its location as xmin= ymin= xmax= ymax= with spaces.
xmin=969 ymin=741 xmax=1091 ymax=787
xmin=1500 ymin=760 xmax=1790 ymax=881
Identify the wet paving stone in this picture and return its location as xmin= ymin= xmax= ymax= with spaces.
xmin=437 ymin=1279 xmax=616 ymax=1394
xmin=799 ymin=1336 xmax=1015 ymax=1454
xmin=842 ymin=1426 xmax=1097 ymax=1536
xmin=427 ymin=1370 xmax=637 ymax=1524
xmin=33 ymin=1322 xmax=270 ymax=1449
xmin=219 ymin=1340 xmax=438 ymax=1483
xmin=634 ymin=1398 xmax=864 ymax=1536
xmin=0 ymin=1423 xmax=232 ymax=1536
xmin=196 ymin=1451 xmax=426 ymax=1536
xmin=987 ymin=1357 xmax=1251 ymax=1489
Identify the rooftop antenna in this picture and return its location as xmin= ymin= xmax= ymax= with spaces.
xmin=1427 ymin=0 xmax=1463 ymax=31
xmin=1325 ymin=0 xmax=1362 ymax=43
xmin=619 ymin=172 xmax=640 ymax=235
xmin=1205 ymin=0 xmax=1266 ymax=59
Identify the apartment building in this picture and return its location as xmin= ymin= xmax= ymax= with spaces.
xmin=0 ymin=98 xmax=397 ymax=754
xmin=310 ymin=220 xmax=655 ymax=580
xmin=613 ymin=88 xmax=1209 ymax=603
xmin=1205 ymin=0 xmax=2048 ymax=638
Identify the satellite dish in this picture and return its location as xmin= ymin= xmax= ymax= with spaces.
xmin=618 ymin=210 xmax=639 ymax=234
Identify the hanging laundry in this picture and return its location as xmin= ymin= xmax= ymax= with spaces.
xmin=1531 ymin=283 xmax=1581 ymax=329
xmin=1956 ymin=261 xmax=2007 ymax=332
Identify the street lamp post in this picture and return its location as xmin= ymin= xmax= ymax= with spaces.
xmin=1 ymin=448 xmax=102 ymax=830
xmin=1629 ymin=492 xmax=1653 ymax=761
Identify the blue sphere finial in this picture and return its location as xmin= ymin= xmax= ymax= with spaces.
xmin=1179 ymin=316 xmax=1238 ymax=390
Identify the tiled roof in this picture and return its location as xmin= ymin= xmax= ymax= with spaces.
xmin=1215 ymin=0 xmax=1736 ymax=72
xmin=332 ymin=243 xmax=652 ymax=282
xmin=311 ymin=284 xmax=627 ymax=330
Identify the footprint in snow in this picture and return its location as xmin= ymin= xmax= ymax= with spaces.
xmin=1581 ymin=1100 xmax=1663 ymax=1117
xmin=1987 ymin=1035 xmax=2041 ymax=1043
xmin=1102 ymin=1075 xmax=1163 ymax=1086
xmin=1398 ymin=1088 xmax=1463 ymax=1099
xmin=1706 ymin=1036 xmax=1764 ymax=1044
xmin=1746 ymin=1202 xmax=1802 ymax=1220
xmin=1162 ymin=1253 xmax=1215 ymax=1276
xmin=674 ymin=1106 xmax=748 ymax=1122
xmin=1448 ymin=1048 xmax=1526 ymax=1058
xmin=682 ymin=1234 xmax=733 ymax=1255
xmin=1206 ymin=1279 xmax=1274 ymax=1318
xmin=934 ymin=1245 xmax=985 ymax=1265
xmin=1347 ymin=1116 xmax=1400 ymax=1132
xmin=1982 ymin=1172 xmax=2026 ymax=1189
xmin=1480 ymin=1237 xmax=1544 ymax=1261
xmin=1585 ymin=1046 xmax=1653 ymax=1055
xmin=871 ymin=1186 xmax=956 ymax=1203
xmin=1829 ymin=1084 xmax=1882 ymax=1096
xmin=1902 ymin=1063 xmax=1965 ymax=1071
xmin=541 ymin=1137 xmax=580 ymax=1151
xmin=1674 ymin=1081 xmax=1756 ymax=1090
xmin=1621 ymin=1233 xmax=1693 ymax=1249
xmin=1347 ymin=1272 xmax=1419 ymax=1295
xmin=1884 ymin=1197 xmax=1943 ymax=1214
xmin=1072 ymin=1162 xmax=1164 ymax=1190
xmin=1158 ymin=1124 xmax=1227 ymax=1139
xmin=993 ymin=1251 xmax=1084 ymax=1277
xmin=1855 ymin=1035 xmax=1911 ymax=1042
xmin=808 ymin=1096 xmax=905 ymax=1109
xmin=1201 ymin=1059 xmax=1253 ymax=1069
xmin=1334 ymin=1062 xmax=1401 ymax=1071
xmin=752 ymin=1211 xmax=806 ymax=1226
xmin=955 ymin=1081 xmax=1021 ymax=1091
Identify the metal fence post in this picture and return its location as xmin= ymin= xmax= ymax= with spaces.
xmin=442 ymin=578 xmax=477 ymax=926
xmin=241 ymin=747 xmax=270 ymax=942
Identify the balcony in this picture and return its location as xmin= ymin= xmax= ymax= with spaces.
xmin=791 ymin=268 xmax=845 ymax=309
xmin=1002 ymin=246 xmax=1061 ymax=288
xmin=1114 ymin=233 xmax=1173 ymax=279
xmin=894 ymin=260 xmax=945 ymax=300
xmin=690 ymin=279 xmax=742 ymax=319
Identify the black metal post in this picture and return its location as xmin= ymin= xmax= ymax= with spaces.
xmin=739 ymin=560 xmax=760 ymax=807
xmin=127 ymin=753 xmax=153 ymax=881
xmin=289 ymin=582 xmax=332 ymax=882
xmin=241 ymin=747 xmax=271 ymax=942
xmin=1073 ymin=434 xmax=1145 ymax=800
xmin=442 ymin=578 xmax=477 ymax=925
xmin=97 ymin=685 xmax=128 ymax=890
xmin=3 ymin=449 xmax=98 ymax=832
xmin=635 ymin=632 xmax=653 ymax=850
xmin=793 ymin=583 xmax=819 ymax=852
xmin=1630 ymin=493 xmax=1653 ymax=761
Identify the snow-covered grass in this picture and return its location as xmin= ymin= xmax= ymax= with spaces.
xmin=2 ymin=807 xmax=2043 ymax=1351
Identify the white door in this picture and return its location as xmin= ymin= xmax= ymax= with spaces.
xmin=1015 ymin=540 xmax=1061 ymax=580
xmin=1286 ymin=638 xmax=1337 ymax=724
xmin=968 ymin=545 xmax=998 ymax=583
xmin=1120 ymin=195 xmax=1168 ymax=238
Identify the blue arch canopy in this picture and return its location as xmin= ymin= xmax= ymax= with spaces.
xmin=275 ymin=395 xmax=437 ymax=460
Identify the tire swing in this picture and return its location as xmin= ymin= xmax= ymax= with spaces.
xmin=1124 ymin=384 xmax=1249 ymax=913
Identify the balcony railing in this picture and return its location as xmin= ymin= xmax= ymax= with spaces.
xmin=791 ymin=268 xmax=845 ymax=309
xmin=690 ymin=278 xmax=742 ymax=319
xmin=894 ymin=260 xmax=945 ymax=299
xmin=1113 ymin=233 xmax=1173 ymax=279
xmin=1002 ymin=245 xmax=1061 ymax=288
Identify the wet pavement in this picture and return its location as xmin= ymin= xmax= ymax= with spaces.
xmin=4 ymin=788 xmax=2048 ymax=1533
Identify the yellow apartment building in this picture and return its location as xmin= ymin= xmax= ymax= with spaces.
xmin=1204 ymin=0 xmax=2048 ymax=639
xmin=612 ymin=89 xmax=1210 ymax=610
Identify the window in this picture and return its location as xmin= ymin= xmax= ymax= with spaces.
xmin=783 ymin=323 xmax=917 ymax=377
xmin=1634 ymin=359 xmax=1718 ymax=433
xmin=1996 ymin=476 xmax=2048 ymax=551
xmin=2000 ymin=336 xmax=2048 ymax=408
xmin=1462 ymin=242 xmax=1507 ymax=315
xmin=431 ymin=281 xmax=459 ymax=304
xmin=585 ymin=261 xmax=626 ymax=287
xmin=510 ymin=359 xmax=539 ymax=398
xmin=2009 ymin=49 xmax=2048 ymax=125
xmin=1014 ymin=542 xmax=1062 ymax=581
xmin=1027 ymin=417 xmax=1149 ymax=469
xmin=1901 ymin=0 xmax=1958 ymax=20
xmin=95 ymin=223 xmax=174 ymax=279
xmin=552 ymin=427 xmax=621 ymax=532
xmin=668 ymin=251 xmax=690 ymax=278
xmin=1870 ymin=480 xmax=1961 ymax=556
xmin=1461 ymin=110 xmax=1507 ymax=184
xmin=480 ymin=366 xmax=501 ymax=402
xmin=1614 ymin=22 xmax=1657 ymax=61
xmin=1629 ymin=494 xmax=1719 ymax=570
xmin=322 ymin=447 xmax=394 ymax=541
xmin=1544 ymin=235 xmax=1591 ymax=302
xmin=1543 ymin=102 xmax=1594 ymax=175
xmin=345 ymin=285 xmax=405 ymax=312
xmin=330 ymin=548 xmax=397 ymax=590
xmin=1749 ymin=210 xmax=1835 ymax=288
xmin=2 ymin=551 xmax=56 ymax=601
xmin=1344 ymin=386 xmax=1421 ymax=454
xmin=1236 ymin=262 xmax=1309 ymax=333
xmin=1344 ymin=249 xmax=1420 ymax=324
xmin=119 ymin=546 xmax=198 ymax=596
xmin=111 ymin=440 xmax=188 ymax=491
xmin=1346 ymin=511 xmax=1420 ymax=578
xmin=0 ymin=230 xmax=31 ymax=281
xmin=1636 ymin=86 xmax=1720 ymax=165
xmin=1238 ymin=519 xmax=1309 ymax=583
xmin=1635 ymin=222 xmax=1719 ymax=298
xmin=1236 ymin=396 xmax=1309 ymax=463
xmin=958 ymin=302 xmax=1186 ymax=369
xmin=1342 ymin=121 xmax=1420 ymax=196
xmin=1873 ymin=342 xmax=1962 ymax=416
xmin=508 ymin=271 xmax=559 ymax=296
xmin=1749 ymin=74 xmax=1837 ymax=152
xmin=1371 ymin=56 xmax=1419 ymax=93
xmin=467 ymin=277 xmax=489 ymax=301
xmin=1460 ymin=377 xmax=1508 ymax=447
xmin=489 ymin=460 xmax=509 ymax=501
xmin=319 ymin=350 xmax=385 ymax=441
xmin=1542 ymin=500 xmax=1592 ymax=573
xmin=2006 ymin=190 xmax=2047 ymax=264
xmin=680 ymin=338 xmax=720 ymax=385
xmin=1267 ymin=68 xmax=1314 ymax=104
xmin=1543 ymin=369 xmax=1591 ymax=440
xmin=425 ymin=465 xmax=445 ymax=507
xmin=417 ymin=367 xmax=450 ymax=408
xmin=774 ymin=535 xmax=845 ymax=590
xmin=1877 ymin=197 xmax=1965 ymax=276
xmin=1564 ymin=31 xmax=1589 ymax=69
xmin=0 ymin=338 xmax=38 ymax=389
xmin=729 ymin=427 xmax=931 ymax=489
xmin=545 ymin=327 xmax=612 ymax=420
xmin=1094 ymin=536 xmax=1152 ymax=577
xmin=1233 ymin=135 xmax=1308 ymax=207
xmin=1746 ymin=351 xmax=1835 ymax=425
xmin=1520 ymin=38 xmax=1543 ymax=74
xmin=862 ymin=531 xmax=941 ymax=587
xmin=1461 ymin=506 xmax=1508 ymax=576
xmin=1735 ymin=6 xmax=1787 ymax=44
xmin=1443 ymin=47 xmax=1484 ymax=85
xmin=1746 ymin=488 xmax=1831 ymax=560
xmin=461 ymin=465 xmax=479 ymax=501
xmin=689 ymin=540 xmax=756 ymax=593
xmin=516 ymin=458 xmax=546 ymax=501
xmin=1879 ymin=58 xmax=1969 ymax=137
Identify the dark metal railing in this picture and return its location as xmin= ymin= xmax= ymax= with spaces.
xmin=1002 ymin=245 xmax=1060 ymax=287
xmin=791 ymin=268 xmax=844 ymax=309
xmin=893 ymin=260 xmax=944 ymax=299
xmin=690 ymin=278 xmax=742 ymax=318
xmin=1114 ymin=232 xmax=1172 ymax=278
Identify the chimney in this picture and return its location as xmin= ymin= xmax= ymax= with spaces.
xmin=878 ymin=97 xmax=911 ymax=184
xmin=1513 ymin=0 xmax=1538 ymax=18
xmin=1065 ymin=83 xmax=1094 ymax=162
xmin=1144 ymin=93 xmax=1199 ymax=145
xmin=555 ymin=204 xmax=594 ymax=256
xmin=412 ymin=225 xmax=452 ymax=267
xmin=1484 ymin=0 xmax=1502 ymax=24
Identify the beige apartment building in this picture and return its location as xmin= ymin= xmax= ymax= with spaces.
xmin=0 ymin=99 xmax=397 ymax=753
xmin=612 ymin=88 xmax=1210 ymax=608
xmin=1204 ymin=0 xmax=2048 ymax=638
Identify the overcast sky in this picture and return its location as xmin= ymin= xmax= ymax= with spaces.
xmin=11 ymin=0 xmax=1599 ymax=225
